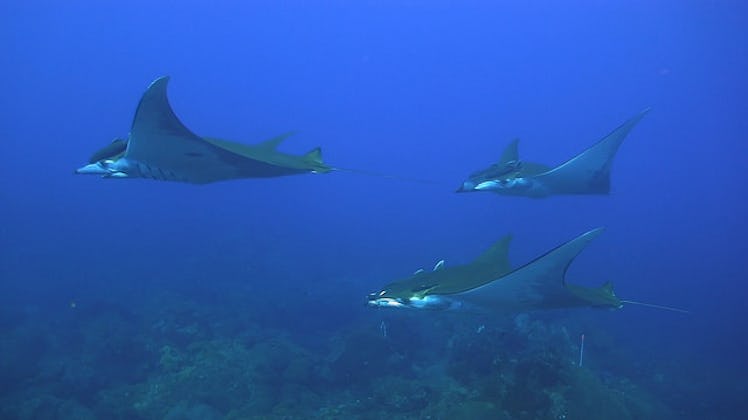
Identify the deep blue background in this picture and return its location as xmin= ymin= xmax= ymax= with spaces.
xmin=2 ymin=0 xmax=747 ymax=401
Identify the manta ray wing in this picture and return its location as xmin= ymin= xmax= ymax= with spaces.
xmin=456 ymin=228 xmax=604 ymax=312
xmin=124 ymin=76 xmax=225 ymax=182
xmin=534 ymin=109 xmax=650 ymax=194
xmin=391 ymin=234 xmax=513 ymax=298
xmin=125 ymin=76 xmax=306 ymax=183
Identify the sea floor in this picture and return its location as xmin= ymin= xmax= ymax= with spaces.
xmin=0 ymin=286 xmax=739 ymax=419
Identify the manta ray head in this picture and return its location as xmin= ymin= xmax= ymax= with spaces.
xmin=477 ymin=177 xmax=531 ymax=191
xmin=456 ymin=160 xmax=533 ymax=193
xmin=458 ymin=172 xmax=553 ymax=197
xmin=366 ymin=292 xmax=407 ymax=309
xmin=366 ymin=289 xmax=460 ymax=311
xmin=74 ymin=159 xmax=130 ymax=178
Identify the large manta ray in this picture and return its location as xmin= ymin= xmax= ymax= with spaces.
xmin=456 ymin=109 xmax=650 ymax=198
xmin=367 ymin=228 xmax=687 ymax=314
xmin=76 ymin=76 xmax=332 ymax=183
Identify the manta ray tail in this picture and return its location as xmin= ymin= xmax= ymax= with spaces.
xmin=620 ymin=299 xmax=690 ymax=314
xmin=333 ymin=166 xmax=443 ymax=185
xmin=538 ymin=108 xmax=650 ymax=194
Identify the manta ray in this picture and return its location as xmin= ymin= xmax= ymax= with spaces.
xmin=367 ymin=228 xmax=687 ymax=314
xmin=456 ymin=109 xmax=650 ymax=197
xmin=76 ymin=76 xmax=332 ymax=183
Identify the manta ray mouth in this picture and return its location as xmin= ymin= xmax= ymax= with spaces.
xmin=367 ymin=296 xmax=406 ymax=308
xmin=474 ymin=180 xmax=500 ymax=190
xmin=366 ymin=293 xmax=460 ymax=311
xmin=75 ymin=162 xmax=109 ymax=175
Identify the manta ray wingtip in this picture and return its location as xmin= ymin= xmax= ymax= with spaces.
xmin=147 ymin=75 xmax=171 ymax=90
xmin=583 ymin=227 xmax=606 ymax=238
xmin=630 ymin=107 xmax=652 ymax=122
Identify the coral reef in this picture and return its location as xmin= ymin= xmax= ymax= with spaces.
xmin=0 ymin=292 xmax=682 ymax=418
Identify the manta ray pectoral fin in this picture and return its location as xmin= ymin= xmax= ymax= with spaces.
xmin=433 ymin=260 xmax=445 ymax=271
xmin=535 ymin=108 xmax=650 ymax=195
xmin=498 ymin=138 xmax=520 ymax=165
xmin=257 ymin=131 xmax=296 ymax=150
xmin=122 ymin=76 xmax=229 ymax=183
xmin=88 ymin=138 xmax=128 ymax=164
xmin=518 ymin=161 xmax=552 ymax=176
xmin=455 ymin=228 xmax=605 ymax=311
xmin=471 ymin=234 xmax=513 ymax=275
xmin=126 ymin=76 xmax=206 ymax=163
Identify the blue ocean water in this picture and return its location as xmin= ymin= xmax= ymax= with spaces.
xmin=1 ymin=1 xmax=746 ymax=418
